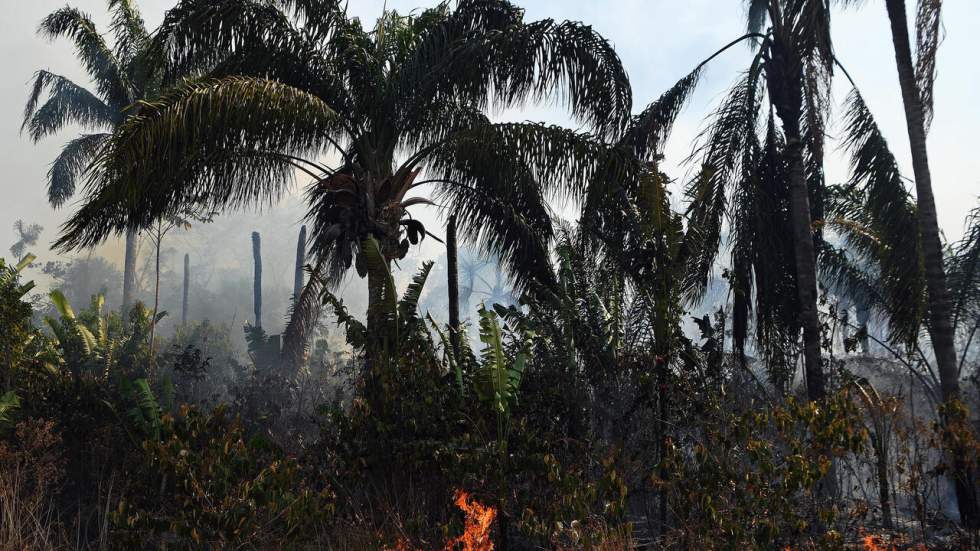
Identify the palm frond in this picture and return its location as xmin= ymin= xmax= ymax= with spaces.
xmin=914 ymin=0 xmax=943 ymax=129
xmin=46 ymin=133 xmax=110 ymax=208
xmin=155 ymin=0 xmax=356 ymax=125
xmin=108 ymin=0 xmax=149 ymax=63
xmin=424 ymin=123 xmax=621 ymax=292
xmin=360 ymin=236 xmax=397 ymax=321
xmin=683 ymin=68 xmax=764 ymax=304
xmin=623 ymin=68 xmax=702 ymax=160
xmin=399 ymin=261 xmax=434 ymax=321
xmin=152 ymin=0 xmax=301 ymax=77
xmin=424 ymin=122 xmax=635 ymax=206
xmin=837 ymin=89 xmax=925 ymax=344
xmin=56 ymin=76 xmax=338 ymax=251
xmin=746 ymin=0 xmax=770 ymax=34
xmin=442 ymin=182 xmax=555 ymax=295
xmin=818 ymin=239 xmax=884 ymax=315
xmin=398 ymin=6 xmax=631 ymax=139
xmin=22 ymin=71 xmax=115 ymax=142
xmin=38 ymin=7 xmax=131 ymax=108
xmin=277 ymin=0 xmax=350 ymax=42
xmin=948 ymin=201 xmax=980 ymax=331
xmin=323 ymin=292 xmax=367 ymax=351
xmin=281 ymin=258 xmax=327 ymax=367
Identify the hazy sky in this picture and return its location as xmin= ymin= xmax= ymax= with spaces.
xmin=2 ymin=0 xmax=979 ymax=266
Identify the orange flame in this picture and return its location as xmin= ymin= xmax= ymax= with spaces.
xmin=862 ymin=534 xmax=890 ymax=551
xmin=443 ymin=490 xmax=496 ymax=551
xmin=859 ymin=533 xmax=928 ymax=551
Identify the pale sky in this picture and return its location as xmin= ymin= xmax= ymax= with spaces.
xmin=2 ymin=0 xmax=978 ymax=267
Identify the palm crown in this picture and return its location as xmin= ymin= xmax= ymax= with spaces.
xmin=55 ymin=0 xmax=635 ymax=360
xmin=56 ymin=0 xmax=635 ymax=260
xmin=24 ymin=0 xmax=158 ymax=207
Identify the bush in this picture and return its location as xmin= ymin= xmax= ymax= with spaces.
xmin=112 ymin=405 xmax=336 ymax=548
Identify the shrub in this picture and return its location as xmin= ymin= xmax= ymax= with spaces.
xmin=112 ymin=405 xmax=336 ymax=548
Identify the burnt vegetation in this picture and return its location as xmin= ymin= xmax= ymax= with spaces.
xmin=2 ymin=0 xmax=979 ymax=549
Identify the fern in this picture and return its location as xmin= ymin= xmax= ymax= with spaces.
xmin=127 ymin=378 xmax=162 ymax=441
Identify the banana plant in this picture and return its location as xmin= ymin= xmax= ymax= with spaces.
xmin=0 ymin=254 xmax=36 ymax=291
xmin=44 ymin=290 xmax=164 ymax=441
xmin=475 ymin=305 xmax=528 ymax=444
xmin=46 ymin=290 xmax=110 ymax=385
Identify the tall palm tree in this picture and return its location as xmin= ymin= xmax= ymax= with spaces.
xmin=624 ymin=0 xmax=839 ymax=400
xmin=54 ymin=0 xmax=633 ymax=366
xmin=23 ymin=0 xmax=158 ymax=315
xmin=879 ymin=0 xmax=977 ymax=527
xmin=830 ymin=0 xmax=978 ymax=526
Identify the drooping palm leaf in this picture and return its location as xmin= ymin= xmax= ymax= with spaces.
xmin=38 ymin=7 xmax=131 ymax=109
xmin=46 ymin=133 xmax=111 ymax=207
xmin=836 ymin=88 xmax=926 ymax=345
xmin=23 ymin=71 xmax=115 ymax=142
xmin=914 ymin=0 xmax=943 ymax=129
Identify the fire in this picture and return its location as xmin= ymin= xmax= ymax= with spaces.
xmin=783 ymin=535 xmax=928 ymax=551
xmin=381 ymin=490 xmax=497 ymax=551
xmin=443 ymin=490 xmax=496 ymax=551
xmin=859 ymin=533 xmax=928 ymax=551
xmin=862 ymin=534 xmax=890 ymax=551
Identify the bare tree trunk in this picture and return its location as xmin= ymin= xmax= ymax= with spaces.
xmin=252 ymin=231 xmax=262 ymax=329
xmin=884 ymin=0 xmax=978 ymax=528
xmin=149 ymin=224 xmax=161 ymax=353
xmin=293 ymin=225 xmax=307 ymax=306
xmin=122 ymin=228 xmax=138 ymax=317
xmin=182 ymin=253 xmax=190 ymax=327
xmin=447 ymin=215 xmax=461 ymax=358
xmin=875 ymin=436 xmax=894 ymax=529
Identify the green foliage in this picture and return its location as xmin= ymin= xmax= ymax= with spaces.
xmin=113 ymin=405 xmax=335 ymax=548
xmin=1 ymin=256 xmax=42 ymax=387
xmin=658 ymin=389 xmax=867 ymax=549
xmin=123 ymin=377 xmax=162 ymax=441
xmin=474 ymin=304 xmax=527 ymax=442
xmin=0 ymin=391 xmax=21 ymax=432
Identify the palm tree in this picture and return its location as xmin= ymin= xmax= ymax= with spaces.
xmin=879 ymin=0 xmax=977 ymax=527
xmin=828 ymin=0 xmax=978 ymax=526
xmin=625 ymin=0 xmax=838 ymax=400
xmin=23 ymin=0 xmax=159 ymax=315
xmin=54 ymin=0 xmax=633 ymax=366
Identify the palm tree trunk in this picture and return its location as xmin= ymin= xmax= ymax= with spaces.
xmin=785 ymin=134 xmax=826 ymax=401
xmin=182 ymin=253 xmax=190 ymax=327
xmin=447 ymin=215 xmax=461 ymax=358
xmin=293 ymin=225 xmax=307 ymax=306
xmin=122 ymin=228 xmax=138 ymax=316
xmin=252 ymin=231 xmax=262 ymax=329
xmin=884 ymin=0 xmax=978 ymax=528
xmin=364 ymin=256 xmax=389 ymax=414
